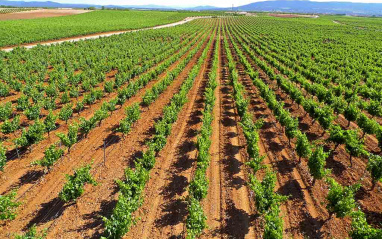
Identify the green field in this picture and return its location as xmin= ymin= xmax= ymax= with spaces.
xmin=0 ymin=13 xmax=381 ymax=239
xmin=0 ymin=10 xmax=211 ymax=47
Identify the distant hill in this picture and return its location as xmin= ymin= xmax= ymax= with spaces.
xmin=0 ymin=0 xmax=382 ymax=16
xmin=233 ymin=0 xmax=382 ymax=16
xmin=0 ymin=0 xmax=174 ymax=9
xmin=120 ymin=4 xmax=176 ymax=10
xmin=0 ymin=0 xmax=96 ymax=8
xmin=186 ymin=5 xmax=218 ymax=11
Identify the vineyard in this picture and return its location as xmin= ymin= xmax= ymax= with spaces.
xmin=0 ymin=8 xmax=35 ymax=14
xmin=0 ymin=14 xmax=381 ymax=239
xmin=0 ymin=10 xmax=214 ymax=47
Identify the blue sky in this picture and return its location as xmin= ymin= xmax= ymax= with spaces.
xmin=17 ymin=0 xmax=382 ymax=7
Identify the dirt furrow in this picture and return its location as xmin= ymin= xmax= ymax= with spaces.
xmin=0 ymin=30 xmax=206 ymax=186
xmin=224 ymin=29 xmax=340 ymax=238
xmin=227 ymin=29 xmax=382 ymax=236
xmin=0 ymin=28 xmax=213 ymax=238
xmin=124 ymin=25 xmax=218 ymax=239
xmin=259 ymin=71 xmax=382 ymax=230
xmin=43 ymin=31 xmax=214 ymax=239
xmin=229 ymin=27 xmax=382 ymax=230
xmin=0 ymin=29 xmax=208 ymax=198
xmin=231 ymin=24 xmax=382 ymax=154
xmin=200 ymin=32 xmax=222 ymax=239
xmin=239 ymin=30 xmax=381 ymax=154
xmin=217 ymin=36 xmax=255 ymax=239
xmin=228 ymin=22 xmax=382 ymax=137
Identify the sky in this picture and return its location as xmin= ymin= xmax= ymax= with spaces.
xmin=19 ymin=0 xmax=382 ymax=8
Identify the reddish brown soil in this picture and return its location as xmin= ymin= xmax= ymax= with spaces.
xmin=0 ymin=26 xmax=212 ymax=237
xmin=0 ymin=32 xmax=198 ymax=153
xmin=218 ymin=38 xmax=255 ymax=239
xmin=227 ymin=22 xmax=382 ymax=235
xmin=200 ymin=34 xmax=222 ymax=238
xmin=0 ymin=9 xmax=90 ymax=21
xmin=235 ymin=26 xmax=382 ymax=146
xmin=0 ymin=31 xmax=204 ymax=199
xmin=125 ymin=32 xmax=215 ymax=239
xmin=226 ymin=30 xmax=332 ymax=239
xmin=1 ymin=18 xmax=380 ymax=239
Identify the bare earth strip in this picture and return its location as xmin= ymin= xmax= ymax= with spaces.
xmin=125 ymin=25 xmax=217 ymax=239
xmin=218 ymin=33 xmax=255 ymax=239
xmin=1 ymin=16 xmax=211 ymax=52
xmin=0 ymin=26 xmax=210 ymax=238
xmin=0 ymin=9 xmax=91 ymax=21
xmin=200 ymin=30 xmax=222 ymax=239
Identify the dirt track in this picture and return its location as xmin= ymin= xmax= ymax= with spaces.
xmin=0 ymin=22 xmax=215 ymax=237
xmin=1 ymin=16 xmax=211 ymax=52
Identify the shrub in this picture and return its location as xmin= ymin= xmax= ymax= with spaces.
xmin=59 ymin=163 xmax=97 ymax=202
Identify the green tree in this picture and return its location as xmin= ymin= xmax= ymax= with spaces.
xmin=33 ymin=144 xmax=64 ymax=171
xmin=1 ymin=115 xmax=20 ymax=135
xmin=56 ymin=123 xmax=78 ymax=152
xmin=0 ymin=143 xmax=7 ymax=171
xmin=75 ymin=101 xmax=85 ymax=114
xmin=317 ymin=106 xmax=335 ymax=130
xmin=0 ymin=190 xmax=20 ymax=220
xmin=45 ymin=84 xmax=58 ymax=99
xmin=79 ymin=117 xmax=97 ymax=137
xmin=328 ymin=125 xmax=345 ymax=150
xmin=344 ymin=103 xmax=360 ymax=127
xmin=42 ymin=97 xmax=57 ymax=110
xmin=59 ymin=163 xmax=97 ymax=202
xmin=284 ymin=116 xmax=298 ymax=145
xmin=344 ymin=130 xmax=368 ymax=167
xmin=23 ymin=119 xmax=45 ymax=149
xmin=367 ymin=100 xmax=382 ymax=118
xmin=59 ymin=103 xmax=73 ymax=124
xmin=69 ymin=86 xmax=80 ymax=99
xmin=188 ymin=170 xmax=208 ymax=201
xmin=308 ymin=146 xmax=330 ymax=185
xmin=15 ymin=224 xmax=47 ymax=239
xmin=104 ymin=81 xmax=114 ymax=93
xmin=16 ymin=95 xmax=30 ymax=111
xmin=24 ymin=104 xmax=41 ymax=120
xmin=350 ymin=210 xmax=382 ymax=239
xmin=93 ymin=108 xmax=108 ymax=126
xmin=367 ymin=154 xmax=382 ymax=191
xmin=249 ymin=171 xmax=288 ymax=214
xmin=115 ymin=103 xmax=140 ymax=136
xmin=44 ymin=110 xmax=57 ymax=136
xmin=326 ymin=177 xmax=360 ymax=219
xmin=60 ymin=92 xmax=70 ymax=104
xmin=295 ymin=132 xmax=312 ymax=163
xmin=186 ymin=196 xmax=207 ymax=239
xmin=377 ymin=127 xmax=382 ymax=150
xmin=0 ymin=82 xmax=10 ymax=98
xmin=357 ymin=114 xmax=378 ymax=138
xmin=0 ymin=102 xmax=13 ymax=121
xmin=263 ymin=205 xmax=283 ymax=239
